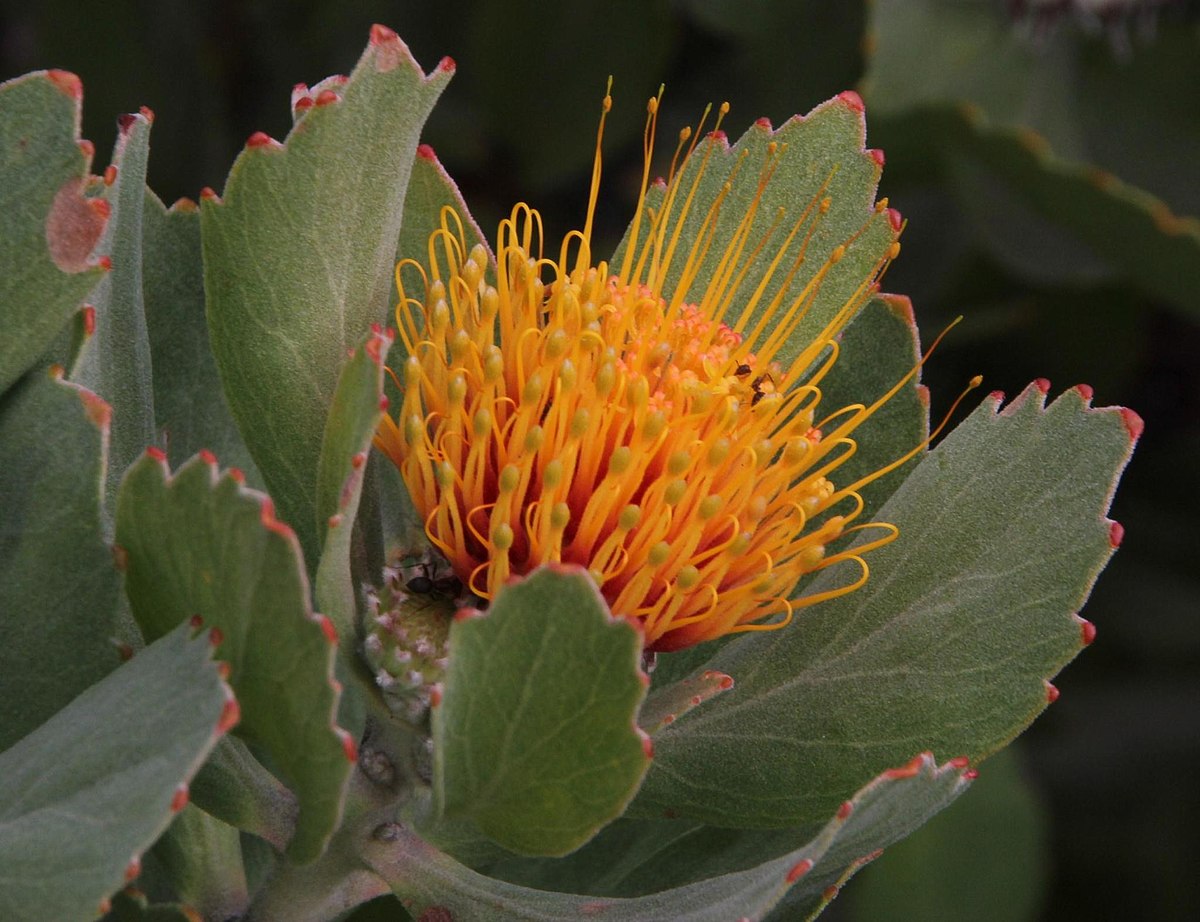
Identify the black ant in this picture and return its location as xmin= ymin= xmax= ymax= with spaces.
xmin=405 ymin=560 xmax=462 ymax=597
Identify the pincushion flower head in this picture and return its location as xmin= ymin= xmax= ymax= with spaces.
xmin=376 ymin=90 xmax=939 ymax=653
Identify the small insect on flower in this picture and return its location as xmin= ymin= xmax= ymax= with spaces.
xmin=376 ymin=87 xmax=966 ymax=653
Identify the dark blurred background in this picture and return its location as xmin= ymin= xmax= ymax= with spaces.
xmin=3 ymin=1 xmax=1196 ymax=918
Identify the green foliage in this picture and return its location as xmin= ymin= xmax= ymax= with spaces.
xmin=0 ymin=622 xmax=233 ymax=922
xmin=115 ymin=453 xmax=352 ymax=863
xmin=0 ymin=370 xmax=119 ymax=750
xmin=433 ymin=567 xmax=651 ymax=856
xmin=633 ymin=383 xmax=1134 ymax=829
xmin=0 ymin=19 xmax=1143 ymax=922
xmin=0 ymin=71 xmax=105 ymax=394
xmin=201 ymin=34 xmax=451 ymax=567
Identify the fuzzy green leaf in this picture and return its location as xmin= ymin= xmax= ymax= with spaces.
xmin=0 ymin=621 xmax=232 ymax=922
xmin=141 ymin=191 xmax=260 ymax=482
xmin=0 ymin=369 xmax=119 ymax=751
xmin=816 ymin=293 xmax=928 ymax=522
xmin=366 ymin=753 xmax=970 ymax=920
xmin=843 ymin=747 xmax=1048 ymax=922
xmin=0 ymin=70 xmax=105 ymax=395
xmin=314 ymin=326 xmax=392 ymax=641
xmin=611 ymin=96 xmax=897 ymax=370
xmin=632 ymin=384 xmax=1138 ymax=828
xmin=115 ymin=453 xmax=352 ymax=862
xmin=202 ymin=27 xmax=451 ymax=566
xmin=143 ymin=805 xmax=248 ymax=922
xmin=188 ymin=736 xmax=297 ymax=853
xmin=433 ymin=566 xmax=651 ymax=856
xmin=73 ymin=111 xmax=156 ymax=519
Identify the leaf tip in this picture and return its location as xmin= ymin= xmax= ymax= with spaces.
xmin=247 ymin=130 xmax=283 ymax=151
xmin=46 ymin=68 xmax=82 ymax=99
xmin=1119 ymin=407 xmax=1144 ymax=441
xmin=836 ymin=89 xmax=865 ymax=113
xmin=338 ymin=728 xmax=358 ymax=763
xmin=786 ymin=857 xmax=814 ymax=883
xmin=217 ymin=690 xmax=241 ymax=734
xmin=1109 ymin=520 xmax=1125 ymax=548
xmin=1074 ymin=614 xmax=1097 ymax=646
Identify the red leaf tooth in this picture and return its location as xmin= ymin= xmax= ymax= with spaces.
xmin=379 ymin=394 xmax=390 ymax=411
xmin=103 ymin=165 xmax=117 ymax=185
xmin=786 ymin=858 xmax=814 ymax=883
xmin=417 ymin=143 xmax=437 ymax=161
xmin=1109 ymin=521 xmax=1125 ymax=548
xmin=370 ymin=23 xmax=398 ymax=45
xmin=339 ymin=728 xmax=358 ymax=763
xmin=429 ymin=685 xmax=443 ymax=707
xmin=77 ymin=139 xmax=94 ymax=158
xmin=1120 ymin=408 xmax=1144 ymax=441
xmin=89 ymin=198 xmax=110 ymax=220
xmin=1075 ymin=383 xmax=1094 ymax=402
xmin=836 ymin=801 xmax=853 ymax=820
xmin=117 ymin=113 xmax=137 ymax=133
xmin=217 ymin=661 xmax=231 ymax=680
xmin=328 ymin=514 xmax=343 ymax=529
xmin=964 ymin=768 xmax=980 ymax=780
xmin=886 ymin=207 xmax=903 ymax=231
xmin=294 ymin=96 xmax=314 ymax=113
xmin=116 ymin=640 xmax=134 ymax=661
xmin=948 ymin=755 xmax=970 ymax=769
xmin=97 ymin=898 xmax=111 ymax=917
xmin=139 ymin=105 xmax=155 ymax=123
xmin=822 ymin=885 xmax=840 ymax=902
xmin=208 ymin=626 xmax=224 ymax=647
xmin=199 ymin=448 xmax=217 ymax=466
xmin=708 ymin=129 xmax=727 ymax=143
xmin=217 ymin=694 xmax=241 ymax=733
xmin=199 ymin=187 xmax=220 ymax=202
xmin=124 ymin=855 xmax=141 ymax=882
xmin=170 ymin=783 xmax=190 ymax=812
xmin=82 ymin=304 xmax=96 ymax=335
xmin=351 ymin=452 xmax=367 ymax=469
xmin=315 ymin=90 xmax=340 ymax=106
xmin=145 ymin=446 xmax=167 ymax=462
xmin=47 ymin=69 xmax=83 ymax=99
xmin=228 ymin=467 xmax=245 ymax=484
xmin=316 ymin=614 xmax=339 ymax=645
xmin=883 ymin=752 xmax=927 ymax=779
xmin=1076 ymin=615 xmax=1097 ymax=646
xmin=1033 ymin=377 xmax=1051 ymax=395
xmin=754 ymin=116 xmax=773 ymax=130
xmin=247 ymin=131 xmax=279 ymax=149
xmin=837 ymin=89 xmax=865 ymax=113
xmin=439 ymin=56 xmax=456 ymax=73
xmin=641 ymin=733 xmax=654 ymax=759
xmin=189 ymin=614 xmax=204 ymax=631
xmin=1045 ymin=681 xmax=1060 ymax=703
xmin=867 ymin=148 xmax=885 ymax=167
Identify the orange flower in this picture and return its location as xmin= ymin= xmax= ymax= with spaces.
xmin=376 ymin=91 xmax=921 ymax=652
